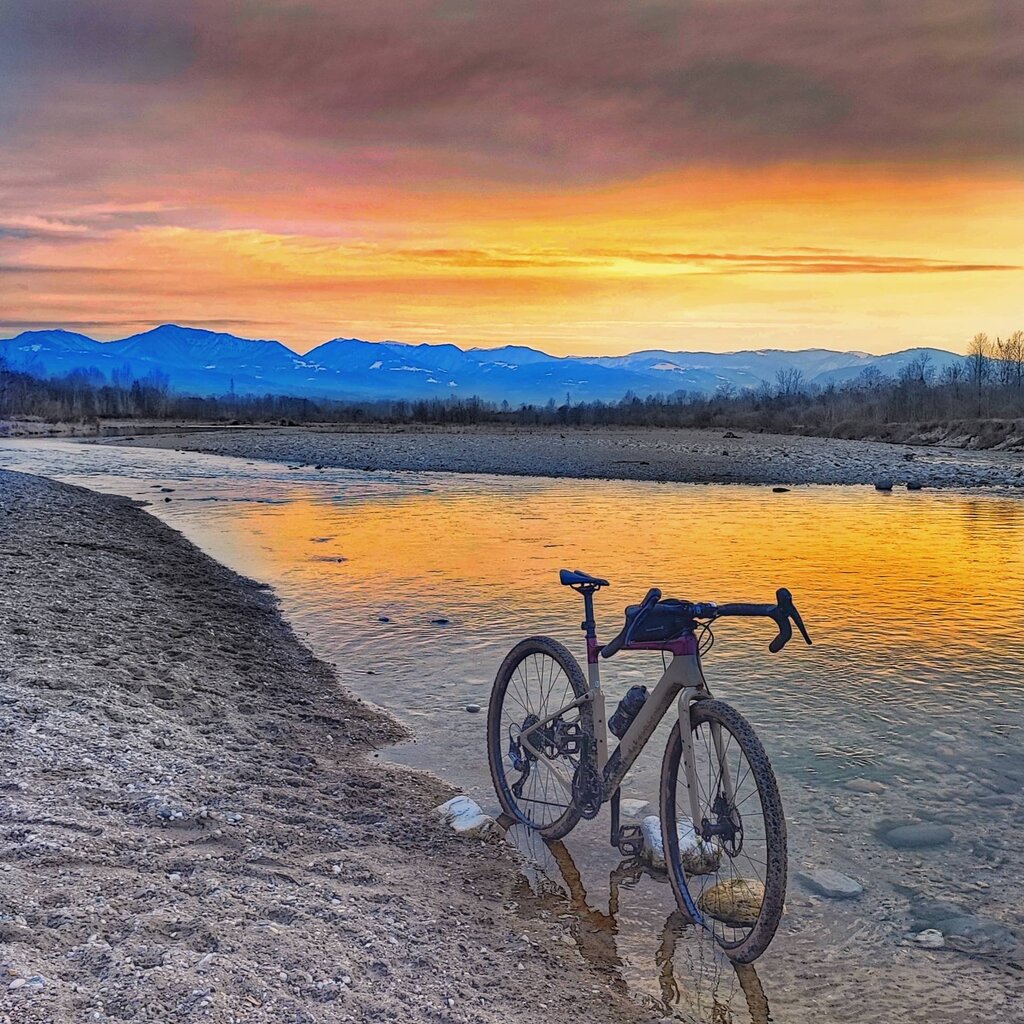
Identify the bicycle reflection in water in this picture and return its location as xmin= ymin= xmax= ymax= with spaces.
xmin=503 ymin=817 xmax=770 ymax=1024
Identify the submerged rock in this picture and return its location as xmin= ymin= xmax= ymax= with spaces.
xmin=435 ymin=795 xmax=496 ymax=838
xmin=909 ymin=898 xmax=969 ymax=930
xmin=845 ymin=778 xmax=886 ymax=794
xmin=932 ymin=914 xmax=1019 ymax=954
xmin=795 ymin=868 xmax=863 ymax=899
xmin=879 ymin=823 xmax=954 ymax=849
xmin=697 ymin=879 xmax=765 ymax=926
xmin=640 ymin=814 xmax=719 ymax=875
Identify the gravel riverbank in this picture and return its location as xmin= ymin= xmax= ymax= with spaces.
xmin=108 ymin=425 xmax=1024 ymax=490
xmin=0 ymin=469 xmax=652 ymax=1024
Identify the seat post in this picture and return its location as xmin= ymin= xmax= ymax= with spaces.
xmin=579 ymin=587 xmax=597 ymax=641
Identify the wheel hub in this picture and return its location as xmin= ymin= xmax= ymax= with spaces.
xmin=701 ymin=792 xmax=744 ymax=856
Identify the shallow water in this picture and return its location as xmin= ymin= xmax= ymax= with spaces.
xmin=2 ymin=438 xmax=1022 ymax=1023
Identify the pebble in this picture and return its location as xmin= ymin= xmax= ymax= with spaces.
xmin=9 ymin=978 xmax=26 ymax=990
xmin=874 ymin=479 xmax=894 ymax=491
xmin=913 ymin=929 xmax=945 ymax=948
xmin=465 ymin=703 xmax=481 ymax=713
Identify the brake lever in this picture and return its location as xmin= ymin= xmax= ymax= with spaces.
xmin=768 ymin=587 xmax=812 ymax=653
xmin=790 ymin=605 xmax=812 ymax=646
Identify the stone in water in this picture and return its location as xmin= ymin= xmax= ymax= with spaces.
xmin=641 ymin=814 xmax=720 ymax=875
xmin=845 ymin=778 xmax=886 ymax=794
xmin=795 ymin=868 xmax=863 ymax=899
xmin=697 ymin=879 xmax=765 ymax=926
xmin=880 ymin=823 xmax=953 ymax=849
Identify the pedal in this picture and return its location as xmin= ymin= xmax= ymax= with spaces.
xmin=615 ymin=824 xmax=644 ymax=858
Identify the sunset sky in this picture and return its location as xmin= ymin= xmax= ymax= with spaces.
xmin=1 ymin=1 xmax=1022 ymax=355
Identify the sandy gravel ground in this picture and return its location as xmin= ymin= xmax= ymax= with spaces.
xmin=108 ymin=425 xmax=1024 ymax=490
xmin=0 ymin=469 xmax=652 ymax=1024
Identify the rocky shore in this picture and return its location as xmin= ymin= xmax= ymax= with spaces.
xmin=0 ymin=469 xmax=652 ymax=1024
xmin=108 ymin=425 xmax=1024 ymax=490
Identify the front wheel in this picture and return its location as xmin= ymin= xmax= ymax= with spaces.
xmin=487 ymin=637 xmax=590 ymax=839
xmin=660 ymin=699 xmax=787 ymax=963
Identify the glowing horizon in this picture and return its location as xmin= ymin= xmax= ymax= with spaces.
xmin=2 ymin=2 xmax=1022 ymax=357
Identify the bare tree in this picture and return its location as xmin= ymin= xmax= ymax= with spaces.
xmin=854 ymin=365 xmax=887 ymax=391
xmin=940 ymin=360 xmax=965 ymax=402
xmin=966 ymin=332 xmax=991 ymax=417
xmin=1004 ymin=330 xmax=1024 ymax=392
xmin=774 ymin=367 xmax=805 ymax=399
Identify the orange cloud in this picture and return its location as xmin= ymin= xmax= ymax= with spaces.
xmin=1 ymin=2 xmax=1022 ymax=353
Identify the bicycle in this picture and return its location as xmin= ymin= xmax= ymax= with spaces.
xmin=486 ymin=569 xmax=812 ymax=963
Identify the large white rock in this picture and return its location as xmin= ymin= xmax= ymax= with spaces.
xmin=435 ymin=795 xmax=497 ymax=838
xmin=641 ymin=814 xmax=720 ymax=874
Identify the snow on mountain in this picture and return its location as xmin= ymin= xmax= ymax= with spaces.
xmin=0 ymin=325 xmax=964 ymax=405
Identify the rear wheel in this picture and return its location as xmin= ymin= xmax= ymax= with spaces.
xmin=660 ymin=699 xmax=786 ymax=963
xmin=487 ymin=637 xmax=589 ymax=839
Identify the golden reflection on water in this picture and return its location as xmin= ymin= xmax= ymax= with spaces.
xmin=223 ymin=480 xmax=1024 ymax=693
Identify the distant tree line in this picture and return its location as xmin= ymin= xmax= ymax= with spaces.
xmin=2 ymin=331 xmax=1023 ymax=445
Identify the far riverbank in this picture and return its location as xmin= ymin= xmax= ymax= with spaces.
xmin=105 ymin=424 xmax=1024 ymax=490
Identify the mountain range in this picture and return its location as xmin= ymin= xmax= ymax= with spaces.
xmin=0 ymin=325 xmax=963 ymax=405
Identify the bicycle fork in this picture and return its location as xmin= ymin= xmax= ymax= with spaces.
xmin=676 ymin=684 xmax=709 ymax=828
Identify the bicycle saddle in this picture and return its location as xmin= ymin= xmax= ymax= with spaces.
xmin=559 ymin=569 xmax=609 ymax=588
